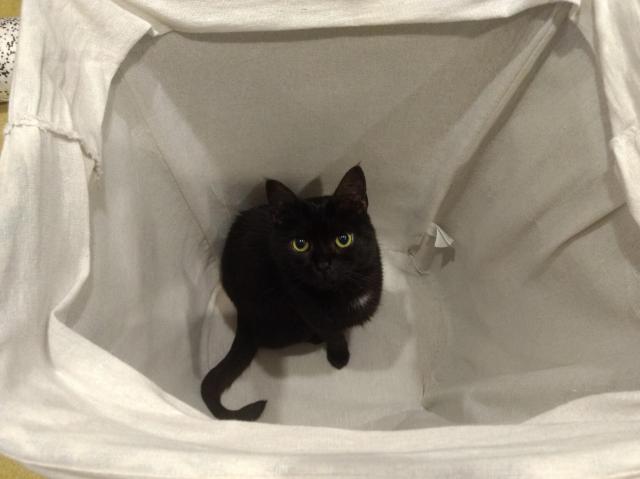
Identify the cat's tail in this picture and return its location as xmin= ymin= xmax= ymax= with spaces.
xmin=201 ymin=327 xmax=266 ymax=421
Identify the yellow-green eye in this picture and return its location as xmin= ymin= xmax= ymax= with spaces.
xmin=335 ymin=233 xmax=354 ymax=248
xmin=291 ymin=238 xmax=310 ymax=253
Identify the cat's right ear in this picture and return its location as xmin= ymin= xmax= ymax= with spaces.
xmin=266 ymin=179 xmax=297 ymax=222
xmin=266 ymin=179 xmax=297 ymax=207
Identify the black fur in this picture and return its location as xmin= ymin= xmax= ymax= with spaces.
xmin=201 ymin=166 xmax=382 ymax=421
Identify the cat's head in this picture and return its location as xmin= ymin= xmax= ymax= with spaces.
xmin=265 ymin=166 xmax=379 ymax=291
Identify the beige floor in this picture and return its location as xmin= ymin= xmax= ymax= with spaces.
xmin=0 ymin=456 xmax=41 ymax=479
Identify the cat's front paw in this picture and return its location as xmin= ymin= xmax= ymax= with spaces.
xmin=327 ymin=343 xmax=350 ymax=369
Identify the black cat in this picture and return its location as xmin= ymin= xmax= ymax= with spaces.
xmin=201 ymin=166 xmax=383 ymax=421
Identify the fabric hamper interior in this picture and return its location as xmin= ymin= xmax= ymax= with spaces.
xmin=65 ymin=5 xmax=640 ymax=431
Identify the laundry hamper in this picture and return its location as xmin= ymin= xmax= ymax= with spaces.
xmin=2 ymin=0 xmax=640 ymax=477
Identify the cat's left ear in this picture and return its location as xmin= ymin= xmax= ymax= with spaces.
xmin=333 ymin=165 xmax=368 ymax=212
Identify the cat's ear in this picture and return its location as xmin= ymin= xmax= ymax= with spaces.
xmin=333 ymin=165 xmax=368 ymax=212
xmin=266 ymin=180 xmax=297 ymax=223
xmin=266 ymin=179 xmax=297 ymax=207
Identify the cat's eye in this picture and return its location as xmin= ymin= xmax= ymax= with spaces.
xmin=291 ymin=238 xmax=310 ymax=253
xmin=335 ymin=233 xmax=354 ymax=249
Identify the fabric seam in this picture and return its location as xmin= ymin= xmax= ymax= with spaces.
xmin=120 ymin=76 xmax=214 ymax=252
xmin=409 ymin=4 xmax=569 ymax=276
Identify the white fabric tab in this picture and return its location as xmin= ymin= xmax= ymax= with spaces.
xmin=427 ymin=222 xmax=456 ymax=248
xmin=410 ymin=224 xmax=455 ymax=275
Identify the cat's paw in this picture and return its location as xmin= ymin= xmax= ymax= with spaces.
xmin=327 ymin=345 xmax=350 ymax=369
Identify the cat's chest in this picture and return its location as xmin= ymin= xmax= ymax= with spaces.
xmin=316 ymin=288 xmax=379 ymax=324
xmin=348 ymin=291 xmax=374 ymax=312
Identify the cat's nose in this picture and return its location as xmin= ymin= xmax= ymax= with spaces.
xmin=316 ymin=260 xmax=331 ymax=272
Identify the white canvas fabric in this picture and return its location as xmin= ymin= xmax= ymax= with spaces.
xmin=1 ymin=0 xmax=640 ymax=478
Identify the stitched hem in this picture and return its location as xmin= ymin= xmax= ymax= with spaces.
xmin=3 ymin=116 xmax=102 ymax=176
